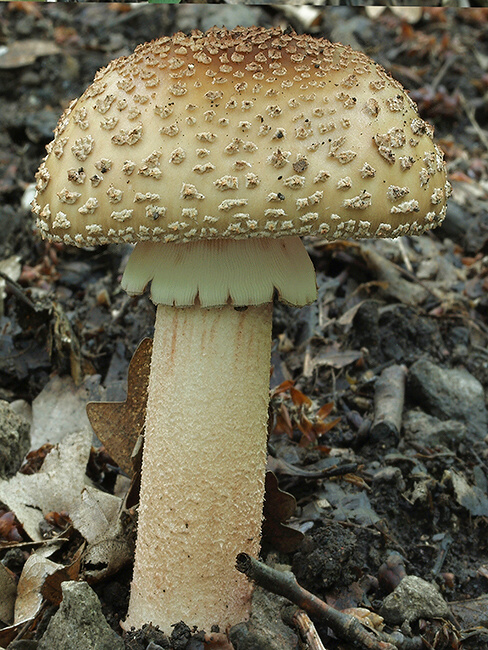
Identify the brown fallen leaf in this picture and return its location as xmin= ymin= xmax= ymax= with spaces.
xmin=0 ymin=616 xmax=40 ymax=649
xmin=0 ymin=509 xmax=24 ymax=543
xmin=14 ymin=555 xmax=62 ymax=623
xmin=20 ymin=444 xmax=55 ymax=475
xmin=262 ymin=472 xmax=303 ymax=553
xmin=86 ymin=338 xmax=152 ymax=476
xmin=41 ymin=542 xmax=85 ymax=606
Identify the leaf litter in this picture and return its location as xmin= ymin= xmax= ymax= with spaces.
xmin=1 ymin=4 xmax=488 ymax=650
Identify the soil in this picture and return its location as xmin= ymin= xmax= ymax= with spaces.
xmin=1 ymin=4 xmax=488 ymax=650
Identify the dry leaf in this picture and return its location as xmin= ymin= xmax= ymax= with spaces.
xmin=41 ymin=543 xmax=85 ymax=607
xmin=0 ymin=40 xmax=60 ymax=69
xmin=290 ymin=386 xmax=312 ymax=408
xmin=262 ymin=472 xmax=303 ymax=553
xmin=70 ymin=485 xmax=122 ymax=545
xmin=317 ymin=402 xmax=334 ymax=420
xmin=443 ymin=470 xmax=488 ymax=517
xmin=0 ymin=563 xmax=17 ymax=625
xmin=0 ymin=429 xmax=124 ymax=553
xmin=450 ymin=595 xmax=488 ymax=629
xmin=86 ymin=338 xmax=152 ymax=476
xmin=30 ymin=375 xmax=94 ymax=449
xmin=14 ymin=554 xmax=62 ymax=623
xmin=271 ymin=379 xmax=295 ymax=397
xmin=81 ymin=502 xmax=136 ymax=584
xmin=0 ymin=509 xmax=24 ymax=542
xmin=0 ymin=624 xmax=26 ymax=649
xmin=82 ymin=532 xmax=134 ymax=585
xmin=0 ymin=429 xmax=93 ymax=542
xmin=310 ymin=346 xmax=363 ymax=371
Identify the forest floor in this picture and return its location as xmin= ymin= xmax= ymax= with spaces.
xmin=0 ymin=4 xmax=488 ymax=650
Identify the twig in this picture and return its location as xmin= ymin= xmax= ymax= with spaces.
xmin=430 ymin=55 xmax=458 ymax=93
xmin=360 ymin=245 xmax=436 ymax=305
xmin=396 ymin=238 xmax=412 ymax=274
xmin=460 ymin=92 xmax=488 ymax=151
xmin=431 ymin=532 xmax=453 ymax=579
xmin=236 ymin=553 xmax=424 ymax=649
xmin=0 ymin=537 xmax=69 ymax=550
xmin=0 ymin=270 xmax=38 ymax=311
xmin=268 ymin=455 xmax=358 ymax=479
xmin=285 ymin=607 xmax=328 ymax=649
xmin=371 ymin=365 xmax=407 ymax=443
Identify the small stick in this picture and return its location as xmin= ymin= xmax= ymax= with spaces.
xmin=0 ymin=270 xmax=38 ymax=311
xmin=396 ymin=238 xmax=413 ymax=274
xmin=237 ymin=554 xmax=425 ymax=650
xmin=430 ymin=55 xmax=458 ymax=93
xmin=460 ymin=92 xmax=488 ymax=151
xmin=361 ymin=245 xmax=437 ymax=301
xmin=236 ymin=553 xmax=396 ymax=649
xmin=268 ymin=455 xmax=358 ymax=479
xmin=288 ymin=607 xmax=328 ymax=649
xmin=371 ymin=365 xmax=407 ymax=443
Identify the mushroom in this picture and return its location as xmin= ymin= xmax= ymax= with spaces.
xmin=32 ymin=26 xmax=450 ymax=634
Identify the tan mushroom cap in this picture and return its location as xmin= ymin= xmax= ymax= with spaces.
xmin=32 ymin=26 xmax=450 ymax=248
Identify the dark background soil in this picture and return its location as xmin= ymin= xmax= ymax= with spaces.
xmin=1 ymin=4 xmax=488 ymax=650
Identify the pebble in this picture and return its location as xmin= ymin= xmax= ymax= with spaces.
xmin=379 ymin=575 xmax=450 ymax=625
xmin=408 ymin=358 xmax=488 ymax=440
xmin=402 ymin=410 xmax=467 ymax=449
xmin=37 ymin=581 xmax=124 ymax=650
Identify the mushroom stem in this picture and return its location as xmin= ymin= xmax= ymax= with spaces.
xmin=124 ymin=301 xmax=273 ymax=633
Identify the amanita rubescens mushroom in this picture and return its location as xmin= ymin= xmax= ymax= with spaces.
xmin=32 ymin=26 xmax=450 ymax=634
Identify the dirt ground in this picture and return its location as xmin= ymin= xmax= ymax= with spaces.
xmin=1 ymin=4 xmax=488 ymax=650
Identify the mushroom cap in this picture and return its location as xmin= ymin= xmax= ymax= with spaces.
xmin=33 ymin=26 xmax=450 ymax=247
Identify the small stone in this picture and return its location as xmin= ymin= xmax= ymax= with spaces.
xmin=37 ymin=581 xmax=124 ymax=650
xmin=408 ymin=358 xmax=488 ymax=440
xmin=379 ymin=575 xmax=450 ymax=625
xmin=403 ymin=410 xmax=467 ymax=449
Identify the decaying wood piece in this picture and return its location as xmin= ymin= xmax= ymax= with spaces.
xmin=287 ymin=608 xmax=327 ymax=650
xmin=371 ymin=365 xmax=407 ymax=443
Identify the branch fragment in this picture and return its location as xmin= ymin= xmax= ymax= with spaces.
xmin=371 ymin=365 xmax=407 ymax=443
xmin=236 ymin=553 xmax=424 ymax=650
